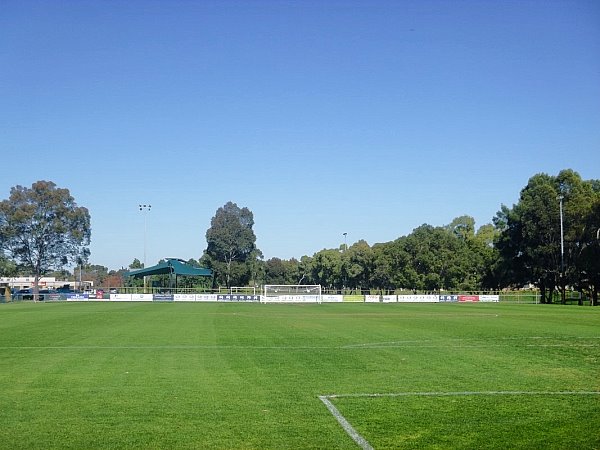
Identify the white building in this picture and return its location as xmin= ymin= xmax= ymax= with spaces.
xmin=0 ymin=277 xmax=92 ymax=291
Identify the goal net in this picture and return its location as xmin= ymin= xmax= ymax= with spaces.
xmin=262 ymin=285 xmax=322 ymax=303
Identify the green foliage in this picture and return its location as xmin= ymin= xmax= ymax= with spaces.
xmin=0 ymin=254 xmax=17 ymax=277
xmin=495 ymin=170 xmax=600 ymax=303
xmin=260 ymin=217 xmax=498 ymax=293
xmin=203 ymin=202 xmax=261 ymax=287
xmin=129 ymin=258 xmax=143 ymax=269
xmin=0 ymin=181 xmax=91 ymax=294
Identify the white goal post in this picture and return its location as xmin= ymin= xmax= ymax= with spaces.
xmin=262 ymin=285 xmax=322 ymax=303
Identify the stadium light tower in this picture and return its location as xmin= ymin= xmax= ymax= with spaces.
xmin=558 ymin=195 xmax=565 ymax=303
xmin=343 ymin=232 xmax=348 ymax=252
xmin=558 ymin=196 xmax=564 ymax=275
xmin=139 ymin=204 xmax=152 ymax=268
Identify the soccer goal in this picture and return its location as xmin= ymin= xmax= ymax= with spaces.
xmin=262 ymin=285 xmax=322 ymax=303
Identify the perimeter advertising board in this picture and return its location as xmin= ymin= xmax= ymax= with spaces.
xmin=217 ymin=294 xmax=260 ymax=302
xmin=66 ymin=293 xmax=89 ymax=301
xmin=110 ymin=294 xmax=132 ymax=301
xmin=397 ymin=295 xmax=439 ymax=303
xmin=196 ymin=294 xmax=218 ymax=302
xmin=365 ymin=295 xmax=397 ymax=303
xmin=174 ymin=293 xmax=197 ymax=302
xmin=479 ymin=295 xmax=500 ymax=302
xmin=110 ymin=294 xmax=154 ymax=302
xmin=261 ymin=295 xmax=319 ymax=303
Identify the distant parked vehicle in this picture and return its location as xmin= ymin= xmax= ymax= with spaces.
xmin=56 ymin=287 xmax=77 ymax=294
xmin=14 ymin=288 xmax=57 ymax=300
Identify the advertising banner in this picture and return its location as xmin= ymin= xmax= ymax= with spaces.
xmin=382 ymin=295 xmax=397 ymax=303
xmin=66 ymin=293 xmax=89 ymax=301
xmin=196 ymin=294 xmax=218 ymax=302
xmin=479 ymin=295 xmax=500 ymax=302
xmin=217 ymin=294 xmax=260 ymax=302
xmin=342 ymin=295 xmax=364 ymax=302
xmin=439 ymin=295 xmax=459 ymax=302
xmin=458 ymin=295 xmax=480 ymax=302
xmin=397 ymin=295 xmax=439 ymax=303
xmin=261 ymin=295 xmax=319 ymax=303
xmin=174 ymin=293 xmax=197 ymax=302
xmin=153 ymin=294 xmax=174 ymax=302
xmin=321 ymin=295 xmax=343 ymax=303
xmin=110 ymin=294 xmax=132 ymax=302
xmin=365 ymin=295 xmax=380 ymax=303
xmin=129 ymin=294 xmax=154 ymax=302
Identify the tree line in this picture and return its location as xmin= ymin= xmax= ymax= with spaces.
xmin=1 ymin=170 xmax=599 ymax=304
xmin=200 ymin=170 xmax=600 ymax=305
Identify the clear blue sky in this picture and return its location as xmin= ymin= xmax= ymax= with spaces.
xmin=2 ymin=0 xmax=599 ymax=271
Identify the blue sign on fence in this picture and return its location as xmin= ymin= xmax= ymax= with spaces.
xmin=439 ymin=295 xmax=459 ymax=302
xmin=153 ymin=294 xmax=174 ymax=302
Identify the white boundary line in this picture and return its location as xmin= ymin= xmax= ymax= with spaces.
xmin=319 ymin=395 xmax=374 ymax=450
xmin=0 ymin=336 xmax=598 ymax=351
xmin=319 ymin=391 xmax=600 ymax=449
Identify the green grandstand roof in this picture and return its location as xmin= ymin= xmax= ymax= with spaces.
xmin=125 ymin=258 xmax=212 ymax=278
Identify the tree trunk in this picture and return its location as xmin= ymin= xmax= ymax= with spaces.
xmin=540 ymin=284 xmax=547 ymax=304
xmin=33 ymin=273 xmax=40 ymax=302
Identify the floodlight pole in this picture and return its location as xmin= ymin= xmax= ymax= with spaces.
xmin=558 ymin=195 xmax=565 ymax=303
xmin=343 ymin=232 xmax=348 ymax=252
xmin=139 ymin=204 xmax=151 ymax=292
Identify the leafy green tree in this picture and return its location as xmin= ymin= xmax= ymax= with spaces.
xmin=129 ymin=258 xmax=144 ymax=269
xmin=310 ymin=248 xmax=343 ymax=290
xmin=446 ymin=215 xmax=475 ymax=241
xmin=0 ymin=255 xmax=17 ymax=277
xmin=297 ymin=255 xmax=314 ymax=285
xmin=472 ymin=223 xmax=501 ymax=289
xmin=495 ymin=173 xmax=561 ymax=302
xmin=342 ymin=240 xmax=374 ymax=291
xmin=0 ymin=181 xmax=91 ymax=300
xmin=494 ymin=170 xmax=599 ymax=303
xmin=203 ymin=202 xmax=260 ymax=288
xmin=400 ymin=224 xmax=462 ymax=291
xmin=265 ymin=257 xmax=287 ymax=284
xmin=568 ymin=176 xmax=600 ymax=305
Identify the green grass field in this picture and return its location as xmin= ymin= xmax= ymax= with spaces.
xmin=0 ymin=302 xmax=598 ymax=449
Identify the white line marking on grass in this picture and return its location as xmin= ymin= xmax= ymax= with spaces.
xmin=323 ymin=391 xmax=600 ymax=399
xmin=0 ymin=336 xmax=598 ymax=351
xmin=0 ymin=345 xmax=334 ymax=350
xmin=319 ymin=391 xmax=600 ymax=449
xmin=318 ymin=395 xmax=374 ymax=450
